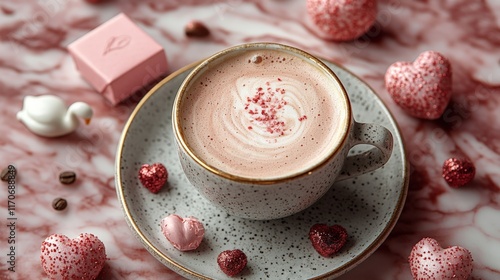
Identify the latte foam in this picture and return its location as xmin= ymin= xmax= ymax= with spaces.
xmin=177 ymin=49 xmax=349 ymax=179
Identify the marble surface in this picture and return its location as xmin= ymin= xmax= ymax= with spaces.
xmin=0 ymin=0 xmax=499 ymax=279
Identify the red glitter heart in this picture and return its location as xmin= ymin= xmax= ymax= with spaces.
xmin=307 ymin=0 xmax=378 ymax=41
xmin=409 ymin=237 xmax=473 ymax=280
xmin=385 ymin=51 xmax=452 ymax=119
xmin=185 ymin=20 xmax=210 ymax=37
xmin=442 ymin=158 xmax=475 ymax=188
xmin=309 ymin=224 xmax=348 ymax=257
xmin=138 ymin=163 xmax=168 ymax=194
xmin=217 ymin=249 xmax=247 ymax=277
xmin=40 ymin=233 xmax=107 ymax=280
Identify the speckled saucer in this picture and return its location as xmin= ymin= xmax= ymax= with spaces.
xmin=115 ymin=60 xmax=409 ymax=279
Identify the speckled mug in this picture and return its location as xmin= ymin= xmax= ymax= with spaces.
xmin=172 ymin=43 xmax=393 ymax=220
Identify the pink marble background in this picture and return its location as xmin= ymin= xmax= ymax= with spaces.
xmin=1 ymin=0 xmax=499 ymax=279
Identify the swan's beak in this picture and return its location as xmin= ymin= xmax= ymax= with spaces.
xmin=84 ymin=118 xmax=91 ymax=125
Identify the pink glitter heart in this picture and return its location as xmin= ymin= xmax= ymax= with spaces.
xmin=409 ymin=237 xmax=473 ymax=280
xmin=161 ymin=214 xmax=205 ymax=251
xmin=385 ymin=51 xmax=452 ymax=119
xmin=40 ymin=233 xmax=107 ymax=280
xmin=307 ymin=0 xmax=377 ymax=41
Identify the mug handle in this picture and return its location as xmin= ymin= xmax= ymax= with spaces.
xmin=336 ymin=121 xmax=394 ymax=181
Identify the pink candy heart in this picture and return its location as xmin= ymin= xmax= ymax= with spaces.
xmin=161 ymin=214 xmax=205 ymax=251
xmin=409 ymin=237 xmax=473 ymax=280
xmin=385 ymin=51 xmax=452 ymax=119
xmin=40 ymin=233 xmax=107 ymax=280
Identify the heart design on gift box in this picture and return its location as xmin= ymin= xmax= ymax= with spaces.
xmin=40 ymin=233 xmax=107 ymax=280
xmin=385 ymin=51 xmax=452 ymax=120
xmin=161 ymin=214 xmax=205 ymax=251
xmin=409 ymin=237 xmax=473 ymax=280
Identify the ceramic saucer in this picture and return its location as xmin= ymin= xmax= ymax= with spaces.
xmin=115 ymin=60 xmax=409 ymax=279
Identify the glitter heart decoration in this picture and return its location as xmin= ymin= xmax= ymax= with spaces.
xmin=103 ymin=35 xmax=131 ymax=55
xmin=309 ymin=224 xmax=348 ymax=257
xmin=40 ymin=233 xmax=107 ymax=280
xmin=385 ymin=51 xmax=452 ymax=119
xmin=138 ymin=163 xmax=168 ymax=194
xmin=217 ymin=249 xmax=248 ymax=277
xmin=306 ymin=0 xmax=378 ymax=41
xmin=442 ymin=158 xmax=475 ymax=188
xmin=408 ymin=237 xmax=473 ymax=280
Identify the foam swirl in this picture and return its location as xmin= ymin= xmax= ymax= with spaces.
xmin=179 ymin=50 xmax=346 ymax=179
xmin=227 ymin=76 xmax=309 ymax=150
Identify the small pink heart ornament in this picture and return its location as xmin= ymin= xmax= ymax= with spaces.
xmin=40 ymin=233 xmax=107 ymax=280
xmin=385 ymin=51 xmax=452 ymax=119
xmin=408 ymin=237 xmax=473 ymax=280
xmin=161 ymin=214 xmax=205 ymax=251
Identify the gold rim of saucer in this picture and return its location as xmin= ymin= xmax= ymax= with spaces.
xmin=115 ymin=56 xmax=410 ymax=279
xmin=172 ymin=42 xmax=352 ymax=184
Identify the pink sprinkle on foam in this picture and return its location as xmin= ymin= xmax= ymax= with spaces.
xmin=244 ymin=80 xmax=292 ymax=135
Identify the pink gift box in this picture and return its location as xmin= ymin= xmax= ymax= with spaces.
xmin=68 ymin=13 xmax=168 ymax=105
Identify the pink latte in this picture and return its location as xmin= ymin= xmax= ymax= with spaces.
xmin=177 ymin=49 xmax=349 ymax=179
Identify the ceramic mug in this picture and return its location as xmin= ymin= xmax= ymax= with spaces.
xmin=172 ymin=42 xmax=393 ymax=220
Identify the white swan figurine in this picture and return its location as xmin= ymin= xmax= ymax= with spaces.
xmin=17 ymin=95 xmax=93 ymax=137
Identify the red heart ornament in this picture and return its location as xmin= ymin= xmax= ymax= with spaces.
xmin=161 ymin=214 xmax=205 ymax=251
xmin=385 ymin=51 xmax=452 ymax=119
xmin=217 ymin=249 xmax=248 ymax=277
xmin=309 ymin=224 xmax=348 ymax=257
xmin=442 ymin=158 xmax=476 ymax=188
xmin=138 ymin=163 xmax=168 ymax=193
xmin=40 ymin=233 xmax=107 ymax=280
xmin=409 ymin=237 xmax=473 ymax=280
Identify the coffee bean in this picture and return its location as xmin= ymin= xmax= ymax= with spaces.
xmin=59 ymin=171 xmax=76 ymax=184
xmin=1 ymin=167 xmax=9 ymax=182
xmin=52 ymin=198 xmax=68 ymax=211
xmin=1 ymin=166 xmax=15 ymax=182
xmin=185 ymin=21 xmax=210 ymax=38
